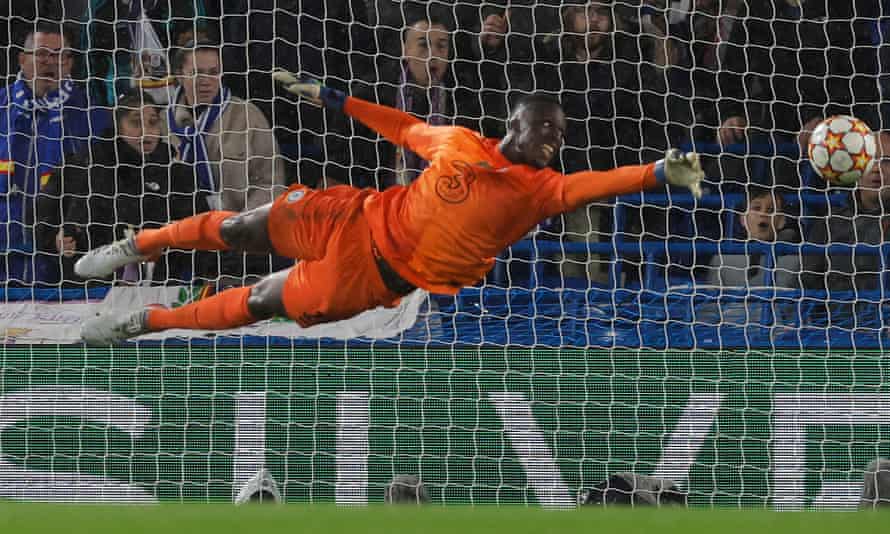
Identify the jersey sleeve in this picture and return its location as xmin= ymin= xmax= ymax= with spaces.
xmin=538 ymin=162 xmax=660 ymax=216
xmin=343 ymin=96 xmax=459 ymax=161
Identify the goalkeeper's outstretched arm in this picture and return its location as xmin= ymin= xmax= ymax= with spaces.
xmin=273 ymin=70 xmax=452 ymax=161
xmin=543 ymin=150 xmax=705 ymax=215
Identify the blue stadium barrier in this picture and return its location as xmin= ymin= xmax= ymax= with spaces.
xmin=513 ymin=239 xmax=890 ymax=257
xmin=506 ymin=140 xmax=832 ymax=290
xmin=9 ymin=284 xmax=887 ymax=350
xmin=616 ymin=192 xmax=847 ymax=208
xmin=516 ymin=190 xmax=852 ymax=291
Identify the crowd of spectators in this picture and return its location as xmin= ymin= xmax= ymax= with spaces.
xmin=0 ymin=0 xmax=887 ymax=310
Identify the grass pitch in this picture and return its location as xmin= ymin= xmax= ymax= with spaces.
xmin=1 ymin=502 xmax=887 ymax=534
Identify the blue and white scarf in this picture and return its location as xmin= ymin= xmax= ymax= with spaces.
xmin=167 ymin=84 xmax=230 ymax=193
xmin=10 ymin=75 xmax=75 ymax=119
xmin=4 ymin=76 xmax=76 ymax=193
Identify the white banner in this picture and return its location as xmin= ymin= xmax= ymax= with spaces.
xmin=0 ymin=286 xmax=427 ymax=343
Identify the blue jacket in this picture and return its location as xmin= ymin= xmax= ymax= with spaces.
xmin=0 ymin=78 xmax=110 ymax=283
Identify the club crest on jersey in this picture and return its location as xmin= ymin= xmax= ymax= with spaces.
xmin=287 ymin=189 xmax=306 ymax=203
xmin=435 ymin=160 xmax=477 ymax=204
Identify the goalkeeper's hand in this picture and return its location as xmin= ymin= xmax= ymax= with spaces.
xmin=273 ymin=69 xmax=346 ymax=111
xmin=662 ymin=149 xmax=704 ymax=199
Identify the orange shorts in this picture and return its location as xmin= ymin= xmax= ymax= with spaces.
xmin=266 ymin=184 xmax=404 ymax=328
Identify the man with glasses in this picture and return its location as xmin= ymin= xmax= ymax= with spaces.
xmin=0 ymin=23 xmax=111 ymax=284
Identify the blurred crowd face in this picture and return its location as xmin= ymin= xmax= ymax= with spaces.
xmin=858 ymin=132 xmax=890 ymax=204
xmin=19 ymin=31 xmax=72 ymax=98
xmin=402 ymin=21 xmax=450 ymax=86
xmin=565 ymin=4 xmax=612 ymax=52
xmin=742 ymin=193 xmax=784 ymax=242
xmin=119 ymin=105 xmax=162 ymax=155
xmin=178 ymin=48 xmax=222 ymax=106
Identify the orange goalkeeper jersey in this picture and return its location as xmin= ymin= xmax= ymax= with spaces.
xmin=343 ymin=97 xmax=659 ymax=295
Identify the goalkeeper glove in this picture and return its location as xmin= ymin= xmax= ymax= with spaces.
xmin=273 ymin=69 xmax=346 ymax=111
xmin=657 ymin=149 xmax=704 ymax=199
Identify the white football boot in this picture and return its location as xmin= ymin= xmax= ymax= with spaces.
xmin=81 ymin=308 xmax=150 ymax=345
xmin=74 ymin=235 xmax=147 ymax=279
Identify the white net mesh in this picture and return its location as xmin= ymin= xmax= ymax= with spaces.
xmin=0 ymin=0 xmax=888 ymax=509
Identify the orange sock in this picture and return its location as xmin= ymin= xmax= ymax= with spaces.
xmin=135 ymin=211 xmax=236 ymax=254
xmin=146 ymin=286 xmax=255 ymax=331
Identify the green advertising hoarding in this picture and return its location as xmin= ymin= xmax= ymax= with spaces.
xmin=0 ymin=346 xmax=888 ymax=509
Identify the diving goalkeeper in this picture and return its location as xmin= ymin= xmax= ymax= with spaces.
xmin=77 ymin=71 xmax=704 ymax=344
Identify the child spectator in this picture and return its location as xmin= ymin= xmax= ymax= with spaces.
xmin=0 ymin=23 xmax=111 ymax=285
xmin=36 ymin=91 xmax=211 ymax=284
xmin=705 ymin=186 xmax=800 ymax=287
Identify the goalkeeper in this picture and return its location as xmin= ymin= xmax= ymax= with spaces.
xmin=77 ymin=72 xmax=704 ymax=344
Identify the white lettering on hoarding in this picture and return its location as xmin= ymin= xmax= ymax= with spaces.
xmin=489 ymin=392 xmax=573 ymax=508
xmin=652 ymin=392 xmax=723 ymax=487
xmin=772 ymin=393 xmax=890 ymax=510
xmin=232 ymin=392 xmax=267 ymax=501
xmin=336 ymin=392 xmax=370 ymax=505
xmin=0 ymin=385 xmax=156 ymax=503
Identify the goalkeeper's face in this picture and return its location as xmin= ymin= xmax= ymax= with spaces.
xmin=509 ymin=103 xmax=566 ymax=169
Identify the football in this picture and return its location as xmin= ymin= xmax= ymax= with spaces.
xmin=807 ymin=115 xmax=877 ymax=185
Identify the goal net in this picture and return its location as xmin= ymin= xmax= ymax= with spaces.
xmin=0 ymin=0 xmax=888 ymax=510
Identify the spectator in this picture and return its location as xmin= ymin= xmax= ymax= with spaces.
xmin=119 ymin=14 xmax=221 ymax=108
xmin=471 ymin=2 xmax=671 ymax=282
xmin=705 ymin=186 xmax=800 ymax=287
xmin=0 ymin=23 xmax=111 ymax=285
xmin=667 ymin=0 xmax=746 ymax=146
xmin=168 ymin=38 xmax=287 ymax=283
xmin=36 ymin=91 xmax=211 ymax=284
xmin=457 ymin=3 xmax=568 ymax=134
xmin=168 ymin=38 xmax=286 ymax=212
xmin=0 ymin=1 xmax=61 ymax=83
xmin=219 ymin=1 xmax=373 ymax=188
xmin=78 ymin=0 xmax=211 ymax=108
xmin=670 ymin=0 xmax=881 ymax=189
xmin=325 ymin=15 xmax=479 ymax=189
xmin=801 ymin=132 xmax=890 ymax=294
xmin=545 ymin=2 xmax=669 ymax=170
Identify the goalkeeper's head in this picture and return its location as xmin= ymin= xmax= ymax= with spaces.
xmin=499 ymin=94 xmax=566 ymax=169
